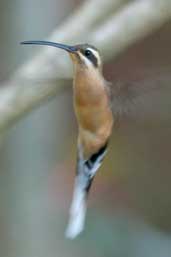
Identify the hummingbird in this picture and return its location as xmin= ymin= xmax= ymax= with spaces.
xmin=21 ymin=40 xmax=114 ymax=239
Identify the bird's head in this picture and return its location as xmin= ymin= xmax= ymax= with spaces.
xmin=20 ymin=41 xmax=102 ymax=71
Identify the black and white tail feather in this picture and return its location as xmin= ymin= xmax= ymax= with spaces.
xmin=65 ymin=143 xmax=108 ymax=239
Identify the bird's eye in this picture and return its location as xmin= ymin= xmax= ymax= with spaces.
xmin=85 ymin=49 xmax=92 ymax=57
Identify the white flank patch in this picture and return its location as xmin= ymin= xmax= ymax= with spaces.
xmin=88 ymin=149 xmax=107 ymax=178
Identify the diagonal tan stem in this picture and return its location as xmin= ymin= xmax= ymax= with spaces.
xmin=0 ymin=0 xmax=170 ymax=133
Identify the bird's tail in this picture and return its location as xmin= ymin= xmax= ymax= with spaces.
xmin=65 ymin=142 xmax=108 ymax=239
xmin=65 ymin=172 xmax=90 ymax=239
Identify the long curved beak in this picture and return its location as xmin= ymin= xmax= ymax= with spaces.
xmin=20 ymin=40 xmax=77 ymax=53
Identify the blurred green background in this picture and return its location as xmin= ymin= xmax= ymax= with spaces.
xmin=0 ymin=0 xmax=171 ymax=257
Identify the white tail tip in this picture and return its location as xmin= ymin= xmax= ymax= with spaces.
xmin=65 ymin=213 xmax=85 ymax=239
xmin=65 ymin=181 xmax=87 ymax=239
xmin=65 ymin=199 xmax=86 ymax=239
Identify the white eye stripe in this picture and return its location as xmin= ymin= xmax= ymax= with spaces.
xmin=79 ymin=54 xmax=92 ymax=67
xmin=86 ymin=48 xmax=101 ymax=66
xmin=87 ymin=48 xmax=98 ymax=58
xmin=78 ymin=47 xmax=101 ymax=68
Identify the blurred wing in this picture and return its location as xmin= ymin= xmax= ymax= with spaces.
xmin=109 ymin=71 xmax=171 ymax=122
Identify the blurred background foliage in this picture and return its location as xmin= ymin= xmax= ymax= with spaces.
xmin=0 ymin=0 xmax=171 ymax=257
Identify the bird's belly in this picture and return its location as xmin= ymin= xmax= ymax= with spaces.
xmin=73 ymin=70 xmax=113 ymax=156
xmin=76 ymin=104 xmax=113 ymax=158
xmin=75 ymin=105 xmax=108 ymax=130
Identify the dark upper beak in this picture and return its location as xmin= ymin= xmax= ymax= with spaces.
xmin=20 ymin=40 xmax=77 ymax=53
